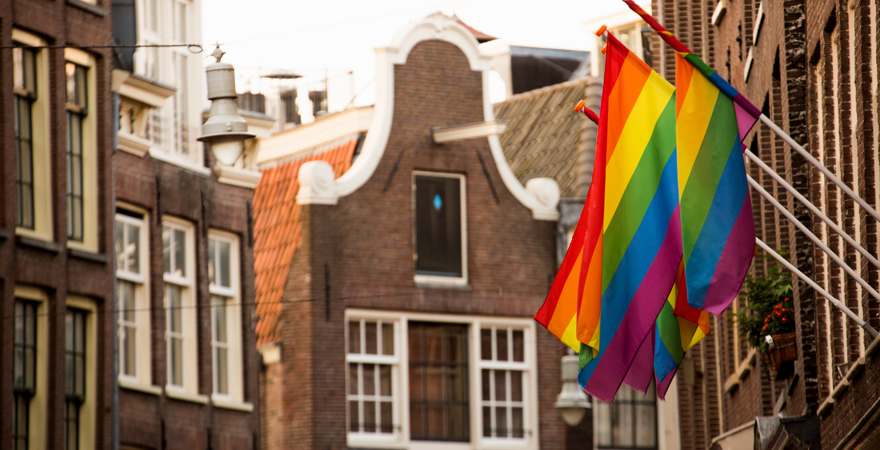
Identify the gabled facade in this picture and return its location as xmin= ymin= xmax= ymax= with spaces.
xmin=111 ymin=0 xmax=261 ymax=448
xmin=1 ymin=1 xmax=116 ymax=449
xmin=253 ymin=13 xmax=593 ymax=450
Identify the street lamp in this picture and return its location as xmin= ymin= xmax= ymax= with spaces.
xmin=555 ymin=353 xmax=591 ymax=426
xmin=198 ymin=45 xmax=254 ymax=166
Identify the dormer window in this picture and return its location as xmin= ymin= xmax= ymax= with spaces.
xmin=413 ymin=172 xmax=467 ymax=286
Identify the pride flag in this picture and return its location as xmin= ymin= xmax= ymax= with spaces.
xmin=676 ymin=53 xmax=758 ymax=315
xmin=571 ymin=34 xmax=683 ymax=402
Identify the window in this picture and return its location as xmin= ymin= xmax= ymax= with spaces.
xmin=14 ymin=46 xmax=37 ymax=230
xmin=135 ymin=0 xmax=160 ymax=80
xmin=408 ymin=322 xmax=470 ymax=442
xmin=413 ymin=173 xmax=467 ymax=284
xmin=479 ymin=326 xmax=527 ymax=440
xmin=65 ymin=308 xmax=88 ymax=450
xmin=13 ymin=300 xmax=38 ymax=450
xmin=115 ymin=211 xmax=152 ymax=387
xmin=66 ymin=62 xmax=88 ymax=243
xmin=345 ymin=313 xmax=538 ymax=449
xmin=594 ymin=385 xmax=657 ymax=449
xmin=309 ymin=89 xmax=328 ymax=117
xmin=346 ymin=319 xmax=398 ymax=436
xmin=209 ymin=232 xmax=245 ymax=403
xmin=281 ymin=90 xmax=301 ymax=125
xmin=163 ymin=219 xmax=197 ymax=394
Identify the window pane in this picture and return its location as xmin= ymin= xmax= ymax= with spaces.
xmin=379 ymin=365 xmax=391 ymax=396
xmin=213 ymin=297 xmax=228 ymax=343
xmin=13 ymin=47 xmax=24 ymax=90
xmin=481 ymin=370 xmax=490 ymax=401
xmin=216 ymin=347 xmax=228 ymax=394
xmin=596 ymin=402 xmax=612 ymax=446
xmin=480 ymin=328 xmax=492 ymax=361
xmin=482 ymin=406 xmax=492 ymax=437
xmin=510 ymin=370 xmax=523 ymax=402
xmin=208 ymin=239 xmax=215 ymax=285
xmin=348 ymin=321 xmax=360 ymax=354
xmin=348 ymin=400 xmax=360 ymax=432
xmin=495 ymin=406 xmax=507 ymax=437
xmin=126 ymin=223 xmax=140 ymax=274
xmin=219 ymin=240 xmax=231 ymax=287
xmin=363 ymin=364 xmax=375 ymax=396
xmin=363 ymin=400 xmax=375 ymax=433
xmin=511 ymin=407 xmax=524 ymax=438
xmin=348 ymin=363 xmax=358 ymax=396
xmin=494 ymin=370 xmax=506 ymax=402
xmin=381 ymin=322 xmax=394 ymax=355
xmin=365 ymin=321 xmax=377 ymax=355
xmin=636 ymin=404 xmax=657 ymax=446
xmin=163 ymin=227 xmax=171 ymax=273
xmin=174 ymin=229 xmax=186 ymax=277
xmin=414 ymin=175 xmax=463 ymax=277
xmin=497 ymin=329 xmax=508 ymax=362
xmin=512 ymin=330 xmax=524 ymax=362
xmin=380 ymin=401 xmax=393 ymax=434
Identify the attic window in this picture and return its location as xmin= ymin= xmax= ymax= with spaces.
xmin=413 ymin=172 xmax=467 ymax=286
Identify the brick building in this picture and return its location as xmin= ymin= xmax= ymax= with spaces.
xmin=251 ymin=13 xmax=612 ymax=449
xmin=110 ymin=0 xmax=261 ymax=448
xmin=644 ymin=0 xmax=880 ymax=448
xmin=1 ymin=0 xmax=116 ymax=449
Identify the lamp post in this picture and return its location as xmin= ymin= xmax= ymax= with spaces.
xmin=555 ymin=352 xmax=591 ymax=426
xmin=198 ymin=45 xmax=255 ymax=166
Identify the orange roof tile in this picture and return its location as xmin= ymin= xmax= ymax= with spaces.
xmin=253 ymin=140 xmax=357 ymax=346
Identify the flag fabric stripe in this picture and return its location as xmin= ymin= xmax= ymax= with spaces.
xmin=675 ymin=67 xmax=721 ymax=189
xmin=605 ymin=54 xmax=652 ymax=160
xmin=698 ymin=201 xmax=756 ymax=314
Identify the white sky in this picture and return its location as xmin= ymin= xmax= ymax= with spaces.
xmin=203 ymin=0 xmax=632 ymax=104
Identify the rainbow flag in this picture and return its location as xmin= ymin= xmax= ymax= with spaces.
xmin=571 ymin=34 xmax=682 ymax=402
xmin=676 ymin=53 xmax=758 ymax=315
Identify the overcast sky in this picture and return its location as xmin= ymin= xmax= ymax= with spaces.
xmin=202 ymin=0 xmax=631 ymax=103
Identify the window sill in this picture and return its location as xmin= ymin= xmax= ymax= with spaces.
xmin=119 ymin=378 xmax=162 ymax=396
xmin=214 ymin=165 xmax=262 ymax=189
xmin=67 ymin=0 xmax=108 ymax=16
xmin=346 ymin=434 xmax=406 ymax=449
xmin=118 ymin=132 xmax=151 ymax=158
xmin=149 ymin=148 xmax=210 ymax=176
xmin=69 ymin=248 xmax=108 ymax=264
xmin=16 ymin=235 xmax=60 ymax=254
xmin=414 ymin=274 xmax=470 ymax=290
xmin=211 ymin=395 xmax=254 ymax=412
xmin=165 ymin=386 xmax=209 ymax=404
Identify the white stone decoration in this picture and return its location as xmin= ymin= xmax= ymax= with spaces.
xmin=296 ymin=12 xmax=560 ymax=221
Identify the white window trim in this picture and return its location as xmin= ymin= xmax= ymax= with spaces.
xmin=412 ymin=171 xmax=469 ymax=289
xmin=115 ymin=210 xmax=155 ymax=390
xmin=13 ymin=29 xmax=54 ymax=243
xmin=208 ymin=230 xmax=249 ymax=409
xmin=477 ymin=326 xmax=530 ymax=446
xmin=345 ymin=309 xmax=539 ymax=450
xmin=162 ymin=217 xmax=199 ymax=395
xmin=346 ymin=319 xmax=401 ymax=441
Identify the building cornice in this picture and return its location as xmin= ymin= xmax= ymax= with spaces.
xmin=214 ymin=165 xmax=262 ymax=190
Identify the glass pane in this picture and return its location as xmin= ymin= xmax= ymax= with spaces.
xmin=510 ymin=370 xmax=523 ymax=402
xmin=66 ymin=63 xmax=77 ymax=104
xmin=363 ymin=400 xmax=375 ymax=433
xmin=365 ymin=321 xmax=376 ymax=355
xmin=163 ymin=227 xmax=171 ymax=273
xmin=115 ymin=221 xmax=125 ymax=267
xmin=348 ymin=363 xmax=359 ymax=396
xmin=494 ymin=370 xmax=506 ymax=402
xmin=124 ymin=324 xmax=136 ymax=376
xmin=481 ymin=370 xmax=490 ymax=401
xmin=481 ymin=328 xmax=492 ymax=361
xmin=171 ymin=337 xmax=183 ymax=385
xmin=482 ymin=406 xmax=492 ymax=437
xmin=596 ymin=402 xmax=612 ymax=446
xmin=219 ymin=240 xmax=231 ymax=288
xmin=213 ymin=298 xmax=228 ymax=342
xmin=208 ymin=240 xmax=216 ymax=285
xmin=380 ymin=401 xmax=393 ymax=433
xmin=512 ymin=407 xmax=524 ymax=438
xmin=414 ymin=176 xmax=463 ymax=276
xmin=348 ymin=400 xmax=360 ymax=432
xmin=76 ymin=66 xmax=87 ymax=109
xmin=363 ymin=364 xmax=375 ymax=396
xmin=512 ymin=330 xmax=524 ymax=362
xmin=348 ymin=321 xmax=360 ymax=354
xmin=381 ymin=322 xmax=394 ymax=355
xmin=13 ymin=47 xmax=23 ymax=90
xmin=14 ymin=346 xmax=24 ymax=387
xmin=636 ymin=404 xmax=657 ymax=446
xmin=613 ymin=401 xmax=634 ymax=447
xmin=127 ymin=223 xmax=140 ymax=274
xmin=174 ymin=229 xmax=186 ymax=277
xmin=497 ymin=329 xmax=508 ymax=361
xmin=216 ymin=347 xmax=228 ymax=394
xmin=495 ymin=406 xmax=507 ymax=437
xmin=379 ymin=365 xmax=391 ymax=396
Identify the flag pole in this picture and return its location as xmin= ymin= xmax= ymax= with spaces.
xmin=618 ymin=0 xmax=880 ymax=223
xmin=574 ymin=100 xmax=879 ymax=338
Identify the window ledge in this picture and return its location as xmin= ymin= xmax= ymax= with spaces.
xmin=346 ymin=434 xmax=406 ymax=449
xmin=165 ymin=387 xmax=209 ymax=404
xmin=16 ymin=235 xmax=60 ymax=254
xmin=119 ymin=379 xmax=162 ymax=396
xmin=69 ymin=248 xmax=108 ymax=264
xmin=414 ymin=274 xmax=470 ymax=290
xmin=214 ymin=165 xmax=262 ymax=189
xmin=211 ymin=395 xmax=254 ymax=412
xmin=118 ymin=132 xmax=151 ymax=158
xmin=149 ymin=148 xmax=210 ymax=176
xmin=67 ymin=0 xmax=108 ymax=16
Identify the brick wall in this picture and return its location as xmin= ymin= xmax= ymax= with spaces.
xmin=265 ymin=38 xmax=573 ymax=449
xmin=114 ymin=150 xmax=261 ymax=447
xmin=0 ymin=1 xmax=116 ymax=448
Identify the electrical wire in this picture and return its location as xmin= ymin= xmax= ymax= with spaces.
xmin=2 ymin=42 xmax=204 ymax=53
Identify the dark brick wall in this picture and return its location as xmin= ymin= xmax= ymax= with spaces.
xmin=1 ymin=1 xmax=116 ymax=448
xmin=113 ymin=145 xmax=261 ymax=446
xmin=265 ymin=39 xmax=574 ymax=449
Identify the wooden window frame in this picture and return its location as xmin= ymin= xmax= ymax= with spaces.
xmin=412 ymin=171 xmax=468 ymax=288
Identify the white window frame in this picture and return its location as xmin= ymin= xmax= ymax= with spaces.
xmin=115 ymin=210 xmax=156 ymax=391
xmin=346 ymin=319 xmax=401 ymax=443
xmin=477 ymin=326 xmax=530 ymax=446
xmin=162 ymin=217 xmax=202 ymax=401
xmin=412 ymin=171 xmax=469 ymax=289
xmin=345 ymin=309 xmax=539 ymax=450
xmin=208 ymin=230 xmax=250 ymax=410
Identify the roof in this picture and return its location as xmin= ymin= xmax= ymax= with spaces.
xmin=454 ymin=16 xmax=496 ymax=43
xmin=495 ymin=77 xmax=598 ymax=198
xmin=253 ymin=139 xmax=357 ymax=346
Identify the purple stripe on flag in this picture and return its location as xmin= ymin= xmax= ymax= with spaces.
xmin=699 ymin=200 xmax=755 ymax=315
xmin=623 ymin=324 xmax=655 ymax=393
xmin=734 ymin=101 xmax=760 ymax=142
xmin=656 ymin=368 xmax=677 ymax=400
xmin=584 ymin=211 xmax=682 ymax=401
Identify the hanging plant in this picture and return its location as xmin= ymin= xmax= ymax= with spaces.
xmin=737 ymin=263 xmax=795 ymax=352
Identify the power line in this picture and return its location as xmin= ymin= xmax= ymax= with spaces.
xmin=3 ymin=42 xmax=204 ymax=53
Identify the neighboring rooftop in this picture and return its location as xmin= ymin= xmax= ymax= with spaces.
xmin=495 ymin=77 xmax=599 ymax=199
xmin=253 ymin=140 xmax=357 ymax=346
xmin=454 ymin=16 xmax=497 ymax=43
